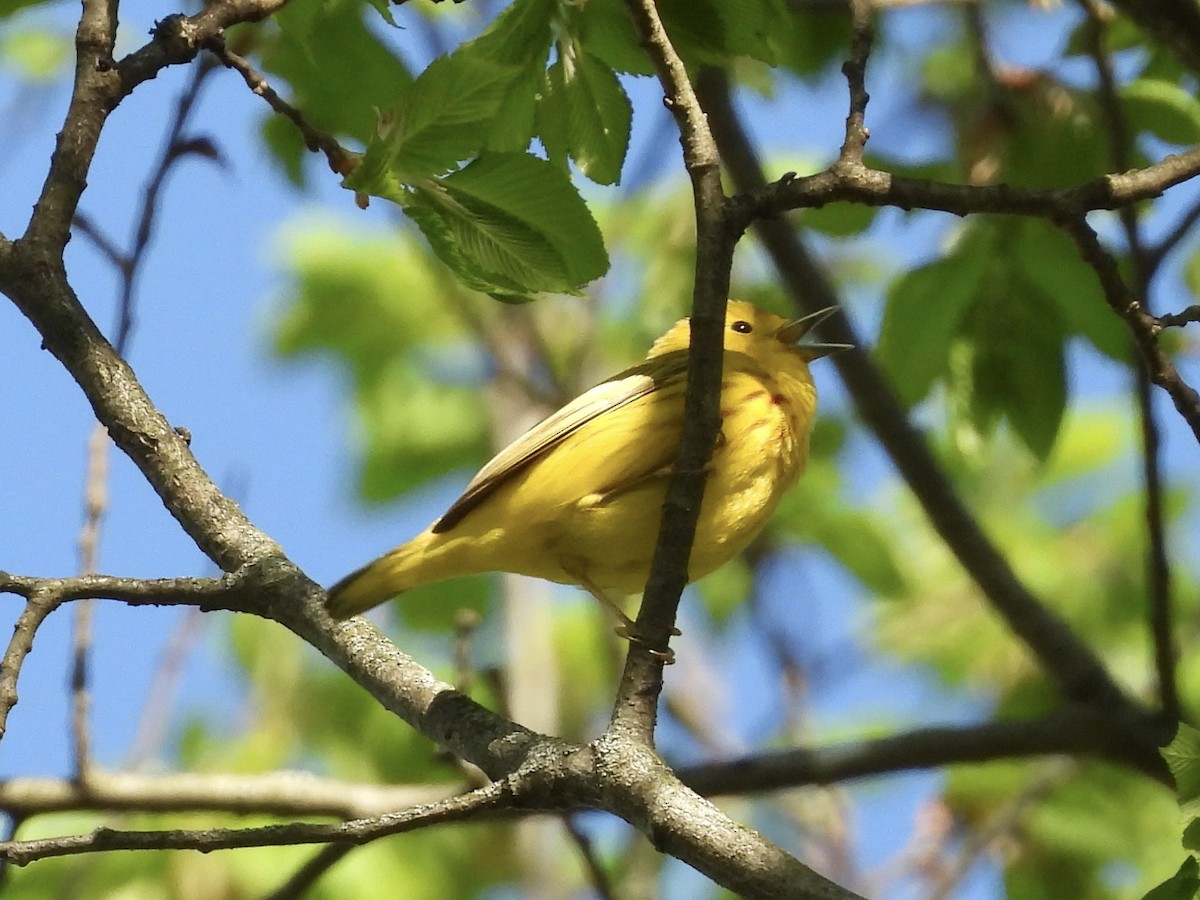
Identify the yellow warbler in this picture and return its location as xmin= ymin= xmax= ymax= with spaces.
xmin=327 ymin=300 xmax=844 ymax=627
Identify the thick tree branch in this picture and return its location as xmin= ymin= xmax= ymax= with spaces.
xmin=590 ymin=733 xmax=864 ymax=900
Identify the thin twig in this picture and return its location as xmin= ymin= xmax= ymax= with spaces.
xmin=1060 ymin=216 xmax=1200 ymax=441
xmin=0 ymin=780 xmax=516 ymax=865
xmin=735 ymin=144 xmax=1200 ymax=225
xmin=927 ymin=760 xmax=1075 ymax=900
xmin=835 ymin=0 xmax=872 ymax=165
xmin=204 ymin=34 xmax=356 ymax=178
xmin=563 ymin=814 xmax=618 ymax=900
xmin=1078 ymin=0 xmax=1179 ymax=722
xmin=68 ymin=57 xmax=219 ymax=779
xmin=0 ymin=591 xmax=64 ymax=741
xmin=1145 ymin=194 xmax=1200 ymax=276
xmin=0 ymin=570 xmax=246 ymax=608
xmin=1157 ymin=305 xmax=1200 ymax=328
xmin=263 ymin=844 xmax=354 ymax=900
xmin=71 ymin=423 xmax=108 ymax=777
xmin=0 ymin=771 xmax=455 ymax=819
xmin=123 ymin=608 xmax=204 ymax=769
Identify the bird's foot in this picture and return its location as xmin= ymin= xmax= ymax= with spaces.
xmin=614 ymin=623 xmax=678 ymax=664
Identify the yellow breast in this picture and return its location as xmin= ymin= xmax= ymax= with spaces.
xmin=686 ymin=359 xmax=813 ymax=579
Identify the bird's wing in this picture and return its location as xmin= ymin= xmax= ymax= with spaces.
xmin=433 ymin=350 xmax=689 ymax=533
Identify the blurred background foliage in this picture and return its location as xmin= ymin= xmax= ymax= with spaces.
xmin=4 ymin=0 xmax=1200 ymax=897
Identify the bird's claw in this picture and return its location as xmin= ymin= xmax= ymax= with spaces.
xmin=613 ymin=623 xmax=677 ymax=664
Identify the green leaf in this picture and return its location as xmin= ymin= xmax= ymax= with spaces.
xmin=535 ymin=62 xmax=570 ymax=170
xmin=774 ymin=482 xmax=907 ymax=597
xmin=273 ymin=222 xmax=495 ymax=498
xmin=483 ymin=59 xmax=547 ymax=153
xmin=1013 ymin=220 xmax=1130 ymax=363
xmin=570 ymin=0 xmax=654 ymax=75
xmin=1122 ymin=78 xmax=1200 ymax=146
xmin=463 ymin=0 xmax=555 ymax=65
xmin=347 ymin=52 xmax=522 ymax=187
xmin=1164 ymin=723 xmax=1200 ymax=816
xmin=545 ymin=50 xmax=632 ymax=186
xmin=359 ymin=373 xmax=492 ymax=501
xmin=1142 ymin=857 xmax=1200 ymax=900
xmin=876 ymin=230 xmax=990 ymax=405
xmin=803 ymin=202 xmax=878 ymax=237
xmin=402 ymin=186 xmax=534 ymax=302
xmin=462 ymin=0 xmax=555 ymax=153
xmin=263 ymin=0 xmax=412 ymax=150
xmin=768 ymin=4 xmax=850 ymax=79
xmin=962 ymin=74 xmax=1106 ymax=189
xmin=658 ymin=0 xmax=782 ymax=67
xmin=967 ymin=283 xmax=1068 ymax=461
xmin=0 ymin=0 xmax=43 ymax=18
xmin=922 ymin=43 xmax=979 ymax=103
xmin=363 ymin=0 xmax=396 ymax=27
xmin=442 ymin=154 xmax=608 ymax=284
xmin=1183 ymin=820 xmax=1200 ymax=853
xmin=403 ymin=153 xmax=607 ymax=300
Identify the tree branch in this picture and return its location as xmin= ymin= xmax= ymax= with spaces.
xmin=1078 ymin=0 xmax=1179 ymax=722
xmin=0 ymin=779 xmax=514 ymax=865
xmin=677 ymin=708 xmax=1169 ymax=796
xmin=1058 ymin=216 xmax=1200 ymax=442
xmin=614 ymin=0 xmax=734 ymax=740
xmin=0 ymin=771 xmax=455 ymax=820
xmin=204 ymin=35 xmax=356 ymax=178
xmin=0 ymin=592 xmax=62 ymax=741
xmin=1157 ymin=305 xmax=1200 ymax=328
xmin=265 ymin=844 xmax=354 ymax=900
xmin=731 ymin=145 xmax=1200 ymax=229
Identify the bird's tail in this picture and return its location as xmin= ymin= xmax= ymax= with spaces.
xmin=325 ymin=532 xmax=439 ymax=619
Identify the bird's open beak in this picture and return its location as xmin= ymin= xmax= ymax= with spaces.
xmin=775 ymin=306 xmax=854 ymax=361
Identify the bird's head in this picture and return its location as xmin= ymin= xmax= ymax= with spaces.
xmin=649 ymin=300 xmax=851 ymax=364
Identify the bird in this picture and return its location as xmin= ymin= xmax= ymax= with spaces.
xmin=326 ymin=300 xmax=846 ymax=642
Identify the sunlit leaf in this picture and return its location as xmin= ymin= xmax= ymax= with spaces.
xmin=402 ymin=153 xmax=608 ymax=300
xmin=1140 ymin=857 xmax=1200 ymax=900
xmin=544 ymin=49 xmax=632 ymax=186
xmin=1165 ymin=723 xmax=1200 ymax=816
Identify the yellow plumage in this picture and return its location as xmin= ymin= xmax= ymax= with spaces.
xmin=326 ymin=300 xmax=843 ymax=622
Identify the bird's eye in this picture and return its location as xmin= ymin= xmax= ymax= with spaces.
xmin=731 ymin=320 xmax=753 ymax=334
